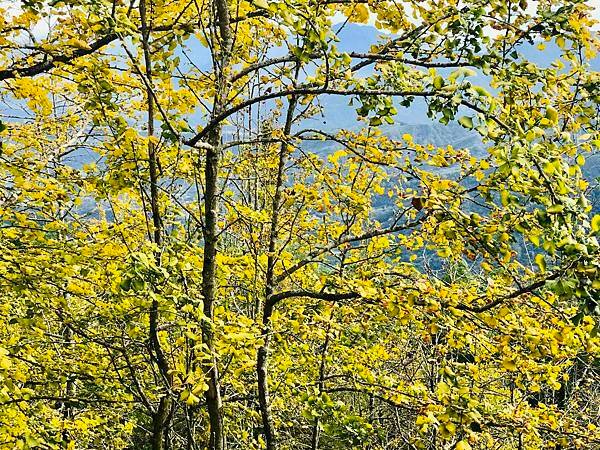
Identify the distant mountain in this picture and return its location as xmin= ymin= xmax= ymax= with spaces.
xmin=23 ymin=24 xmax=600 ymax=210
xmin=302 ymin=118 xmax=483 ymax=157
xmin=314 ymin=24 xmax=599 ymax=197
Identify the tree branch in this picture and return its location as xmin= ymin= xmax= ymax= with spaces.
xmin=0 ymin=34 xmax=118 ymax=81
xmin=457 ymin=271 xmax=560 ymax=313
xmin=267 ymin=290 xmax=359 ymax=308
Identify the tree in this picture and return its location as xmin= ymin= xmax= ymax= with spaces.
xmin=0 ymin=0 xmax=599 ymax=449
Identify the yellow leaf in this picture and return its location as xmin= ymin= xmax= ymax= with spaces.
xmin=352 ymin=4 xmax=370 ymax=23
xmin=445 ymin=421 xmax=456 ymax=434
xmin=481 ymin=262 xmax=492 ymax=272
xmin=192 ymin=382 xmax=209 ymax=395
xmin=328 ymin=149 xmax=346 ymax=164
xmin=67 ymin=38 xmax=92 ymax=51
xmin=545 ymin=106 xmax=558 ymax=123
xmin=502 ymin=357 xmax=517 ymax=372
xmin=0 ymin=347 xmax=11 ymax=370
xmin=543 ymin=161 xmax=555 ymax=175
xmin=592 ymin=214 xmax=600 ymax=233
xmin=437 ymin=381 xmax=451 ymax=396
xmin=185 ymin=392 xmax=200 ymax=405
xmin=456 ymin=441 xmax=472 ymax=450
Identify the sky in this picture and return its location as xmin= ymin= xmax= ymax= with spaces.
xmin=588 ymin=0 xmax=600 ymax=19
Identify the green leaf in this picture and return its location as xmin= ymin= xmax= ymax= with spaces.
xmin=571 ymin=311 xmax=584 ymax=325
xmin=547 ymin=204 xmax=564 ymax=213
xmin=458 ymin=116 xmax=474 ymax=129
xmin=473 ymin=86 xmax=491 ymax=97
xmin=119 ymin=277 xmax=132 ymax=292
xmin=132 ymin=278 xmax=146 ymax=291
xmin=535 ymin=254 xmax=546 ymax=273
xmin=462 ymin=68 xmax=477 ymax=77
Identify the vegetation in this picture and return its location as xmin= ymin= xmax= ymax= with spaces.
xmin=0 ymin=0 xmax=599 ymax=449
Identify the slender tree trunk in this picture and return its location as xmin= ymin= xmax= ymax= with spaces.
xmin=201 ymin=135 xmax=225 ymax=450
xmin=62 ymin=320 xmax=75 ymax=449
xmin=257 ymin=74 xmax=300 ymax=449
xmin=310 ymin=320 xmax=332 ymax=450
xmin=200 ymin=1 xmax=232 ymax=449
xmin=256 ymin=304 xmax=276 ymax=450
xmin=151 ymin=397 xmax=171 ymax=450
xmin=139 ymin=1 xmax=172 ymax=448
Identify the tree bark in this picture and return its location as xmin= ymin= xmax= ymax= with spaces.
xmin=257 ymin=74 xmax=300 ymax=450
xmin=200 ymin=0 xmax=232 ymax=449
xmin=62 ymin=321 xmax=75 ymax=449
xmin=310 ymin=319 xmax=332 ymax=450
xmin=139 ymin=1 xmax=172 ymax=448
xmin=201 ymin=136 xmax=225 ymax=450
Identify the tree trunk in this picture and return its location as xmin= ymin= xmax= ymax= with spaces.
xmin=257 ymin=81 xmax=300 ymax=450
xmin=62 ymin=321 xmax=75 ymax=449
xmin=139 ymin=1 xmax=172 ymax=448
xmin=200 ymin=0 xmax=232 ymax=448
xmin=201 ymin=137 xmax=225 ymax=450
xmin=310 ymin=312 xmax=333 ymax=450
